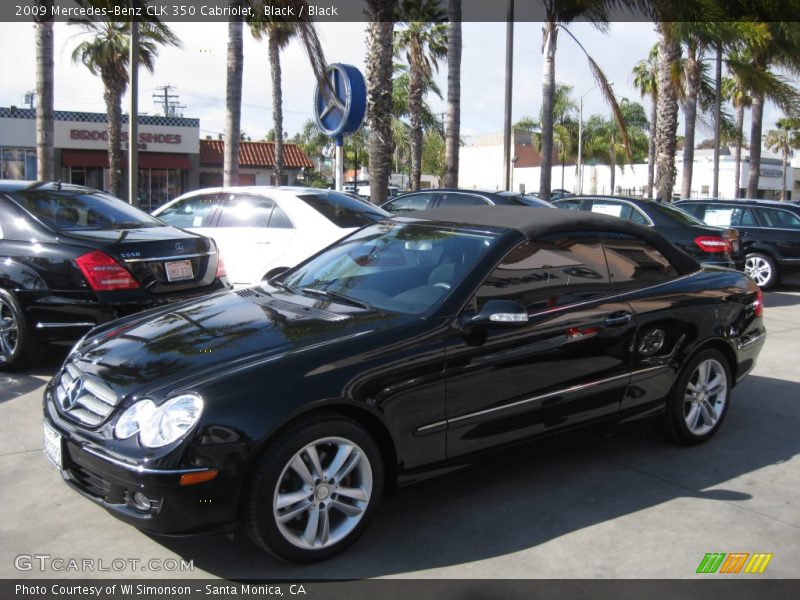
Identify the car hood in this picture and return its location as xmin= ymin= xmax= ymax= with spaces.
xmin=70 ymin=286 xmax=408 ymax=398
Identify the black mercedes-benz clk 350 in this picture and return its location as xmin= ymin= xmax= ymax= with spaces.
xmin=42 ymin=207 xmax=765 ymax=562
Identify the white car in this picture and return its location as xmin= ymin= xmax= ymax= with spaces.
xmin=153 ymin=187 xmax=389 ymax=286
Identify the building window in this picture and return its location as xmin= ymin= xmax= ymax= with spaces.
xmin=62 ymin=166 xmax=104 ymax=190
xmin=137 ymin=168 xmax=186 ymax=211
xmin=1 ymin=148 xmax=37 ymax=180
xmin=701 ymin=185 xmax=710 ymax=196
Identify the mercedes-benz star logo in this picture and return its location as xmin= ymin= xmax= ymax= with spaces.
xmin=63 ymin=377 xmax=84 ymax=410
xmin=175 ymin=242 xmax=184 ymax=252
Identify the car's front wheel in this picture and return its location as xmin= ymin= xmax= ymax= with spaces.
xmin=244 ymin=412 xmax=383 ymax=562
xmin=0 ymin=289 xmax=41 ymax=371
xmin=664 ymin=349 xmax=731 ymax=445
xmin=745 ymin=252 xmax=778 ymax=289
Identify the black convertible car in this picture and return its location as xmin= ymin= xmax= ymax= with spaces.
xmin=42 ymin=207 xmax=765 ymax=562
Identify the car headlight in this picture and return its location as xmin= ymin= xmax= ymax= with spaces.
xmin=115 ymin=394 xmax=203 ymax=448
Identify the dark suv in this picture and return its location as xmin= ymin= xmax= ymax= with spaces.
xmin=0 ymin=181 xmax=230 ymax=369
xmin=676 ymin=199 xmax=800 ymax=288
xmin=554 ymin=196 xmax=744 ymax=271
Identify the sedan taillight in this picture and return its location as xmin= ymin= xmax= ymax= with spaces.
xmin=694 ymin=236 xmax=733 ymax=254
xmin=75 ymin=250 xmax=140 ymax=291
xmin=753 ymin=288 xmax=764 ymax=317
xmin=215 ymin=253 xmax=227 ymax=279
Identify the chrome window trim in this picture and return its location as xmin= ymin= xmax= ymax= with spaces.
xmin=416 ymin=365 xmax=667 ymax=432
xmin=82 ymin=446 xmax=212 ymax=475
xmin=36 ymin=322 xmax=95 ymax=329
xmin=122 ymin=250 xmax=216 ymax=263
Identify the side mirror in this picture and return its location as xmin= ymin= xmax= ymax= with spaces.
xmin=263 ymin=266 xmax=290 ymax=284
xmin=460 ymin=299 xmax=528 ymax=331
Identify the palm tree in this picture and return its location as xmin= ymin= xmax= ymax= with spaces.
xmin=366 ymin=0 xmax=395 ymax=205
xmin=537 ymin=1 xmax=634 ymax=201
xmin=548 ymin=83 xmax=578 ymax=191
xmin=765 ymin=118 xmax=800 ymax=201
xmin=34 ymin=0 xmax=54 ymax=182
xmin=584 ymin=99 xmax=648 ymax=195
xmin=632 ymin=44 xmax=658 ymax=198
xmin=741 ymin=22 xmax=800 ymax=199
xmin=653 ymin=21 xmax=682 ymax=202
xmin=394 ymin=1 xmax=447 ymax=191
xmin=250 ymin=5 xmax=328 ymax=186
xmin=443 ymin=0 xmax=462 ymax=188
xmin=721 ymin=73 xmax=750 ymax=197
xmin=71 ymin=19 xmax=180 ymax=196
xmin=224 ymin=3 xmax=243 ymax=187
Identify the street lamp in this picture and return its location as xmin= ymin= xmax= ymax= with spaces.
xmin=577 ymin=82 xmax=611 ymax=195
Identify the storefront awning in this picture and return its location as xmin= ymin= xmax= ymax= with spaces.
xmin=61 ymin=150 xmax=191 ymax=170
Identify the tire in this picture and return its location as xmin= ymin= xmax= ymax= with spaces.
xmin=244 ymin=412 xmax=383 ymax=562
xmin=664 ymin=349 xmax=732 ymax=445
xmin=744 ymin=252 xmax=778 ymax=289
xmin=0 ymin=289 xmax=42 ymax=371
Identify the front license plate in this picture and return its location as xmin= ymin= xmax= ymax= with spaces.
xmin=165 ymin=259 xmax=193 ymax=282
xmin=43 ymin=421 xmax=62 ymax=470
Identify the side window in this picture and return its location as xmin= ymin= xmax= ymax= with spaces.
xmin=703 ymin=205 xmax=738 ymax=227
xmin=157 ymin=194 xmax=221 ymax=228
xmin=589 ymin=201 xmax=626 ymax=218
xmin=475 ymin=233 xmax=612 ymax=312
xmin=268 ymin=204 xmax=294 ymax=229
xmin=603 ymin=233 xmax=679 ymax=291
xmin=555 ymin=199 xmax=584 ymax=211
xmin=738 ymin=207 xmax=756 ymax=226
xmin=384 ymin=193 xmax=434 ymax=214
xmin=755 ymin=207 xmax=800 ymax=229
xmin=438 ymin=193 xmax=488 ymax=207
xmin=217 ymin=195 xmax=276 ymax=229
xmin=679 ymin=203 xmax=706 ymax=219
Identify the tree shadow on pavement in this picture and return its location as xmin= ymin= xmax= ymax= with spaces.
xmin=153 ymin=373 xmax=800 ymax=579
xmin=0 ymin=346 xmax=67 ymax=404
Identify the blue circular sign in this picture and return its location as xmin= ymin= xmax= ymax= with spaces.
xmin=313 ymin=63 xmax=367 ymax=139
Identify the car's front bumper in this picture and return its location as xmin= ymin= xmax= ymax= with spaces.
xmin=42 ymin=388 xmax=241 ymax=536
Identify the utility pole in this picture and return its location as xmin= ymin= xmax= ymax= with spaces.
xmin=24 ymin=91 xmax=35 ymax=109
xmin=153 ymin=85 xmax=185 ymax=117
xmin=502 ymin=0 xmax=514 ymax=192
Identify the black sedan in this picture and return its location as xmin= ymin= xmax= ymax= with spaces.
xmin=676 ymin=198 xmax=800 ymax=288
xmin=0 ymin=180 xmax=230 ymax=369
xmin=42 ymin=207 xmax=764 ymax=562
xmin=554 ymin=195 xmax=744 ymax=270
xmin=380 ymin=188 xmax=541 ymax=214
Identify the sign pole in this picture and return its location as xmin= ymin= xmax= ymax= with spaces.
xmin=128 ymin=21 xmax=139 ymax=205
xmin=335 ymin=136 xmax=344 ymax=191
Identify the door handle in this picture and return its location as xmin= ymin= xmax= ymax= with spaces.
xmin=604 ymin=312 xmax=632 ymax=327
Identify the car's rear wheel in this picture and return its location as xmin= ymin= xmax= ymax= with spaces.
xmin=244 ymin=412 xmax=383 ymax=562
xmin=745 ymin=252 xmax=778 ymax=289
xmin=664 ymin=349 xmax=731 ymax=445
xmin=0 ymin=289 xmax=41 ymax=371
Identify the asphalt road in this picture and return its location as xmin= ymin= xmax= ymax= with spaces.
xmin=1 ymin=281 xmax=799 ymax=580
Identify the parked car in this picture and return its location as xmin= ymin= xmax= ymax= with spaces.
xmin=549 ymin=188 xmax=575 ymax=201
xmin=380 ymin=188 xmax=545 ymax=214
xmin=496 ymin=191 xmax=557 ymax=208
xmin=0 ymin=180 xmax=230 ymax=370
xmin=553 ymin=195 xmax=744 ymax=270
xmin=43 ymin=206 xmax=764 ymax=561
xmin=675 ymin=198 xmax=800 ymax=288
xmin=153 ymin=187 xmax=389 ymax=286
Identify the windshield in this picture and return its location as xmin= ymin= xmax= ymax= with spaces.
xmin=11 ymin=189 xmax=163 ymax=232
xmin=651 ymin=202 xmax=707 ymax=226
xmin=280 ymin=221 xmax=498 ymax=315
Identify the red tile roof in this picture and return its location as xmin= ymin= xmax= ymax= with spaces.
xmin=200 ymin=139 xmax=314 ymax=169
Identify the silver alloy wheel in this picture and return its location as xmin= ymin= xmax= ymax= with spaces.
xmin=273 ymin=436 xmax=373 ymax=551
xmin=0 ymin=298 xmax=19 ymax=362
xmin=745 ymin=255 xmax=772 ymax=287
xmin=683 ymin=358 xmax=728 ymax=436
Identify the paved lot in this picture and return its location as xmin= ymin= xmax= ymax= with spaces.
xmin=1 ymin=280 xmax=799 ymax=580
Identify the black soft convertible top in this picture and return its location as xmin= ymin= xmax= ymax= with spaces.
xmin=402 ymin=205 xmax=700 ymax=275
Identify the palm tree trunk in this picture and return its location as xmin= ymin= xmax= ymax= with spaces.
xmin=34 ymin=2 xmax=54 ymax=181
xmin=443 ymin=0 xmax=462 ymax=189
xmin=680 ymin=53 xmax=700 ymax=200
xmin=746 ymin=89 xmax=764 ymax=199
xmin=647 ymin=90 xmax=657 ymax=198
xmin=269 ymin=31 xmax=284 ymax=185
xmin=734 ymin=103 xmax=744 ymax=197
xmin=224 ymin=8 xmax=243 ymax=187
xmin=610 ymin=139 xmax=616 ymax=194
xmin=409 ymin=53 xmax=423 ymax=191
xmin=539 ymin=21 xmax=558 ymax=201
xmin=781 ymin=143 xmax=788 ymax=201
xmin=654 ymin=23 xmax=680 ymax=203
xmin=366 ymin=1 xmax=394 ymax=205
xmin=102 ymin=78 xmax=123 ymax=196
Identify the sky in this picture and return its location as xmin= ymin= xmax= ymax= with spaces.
xmin=0 ymin=20 xmax=793 ymax=144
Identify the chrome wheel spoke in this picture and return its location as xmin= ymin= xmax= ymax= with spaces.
xmin=318 ymin=507 xmax=331 ymax=545
xmin=336 ymin=485 xmax=368 ymax=502
xmin=324 ymin=443 xmax=354 ymax=481
xmin=332 ymin=449 xmax=362 ymax=482
xmin=0 ymin=335 xmax=10 ymax=355
xmin=686 ymin=404 xmax=702 ymax=431
xmin=330 ymin=498 xmax=364 ymax=517
xmin=304 ymin=445 xmax=324 ymax=480
xmin=277 ymin=500 xmax=312 ymax=523
xmin=275 ymin=489 xmax=311 ymax=509
xmin=289 ymin=455 xmax=316 ymax=487
xmin=302 ymin=506 xmax=321 ymax=545
xmin=700 ymin=400 xmax=717 ymax=425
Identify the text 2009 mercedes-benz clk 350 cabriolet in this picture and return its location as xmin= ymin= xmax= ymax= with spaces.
xmin=43 ymin=207 xmax=765 ymax=562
